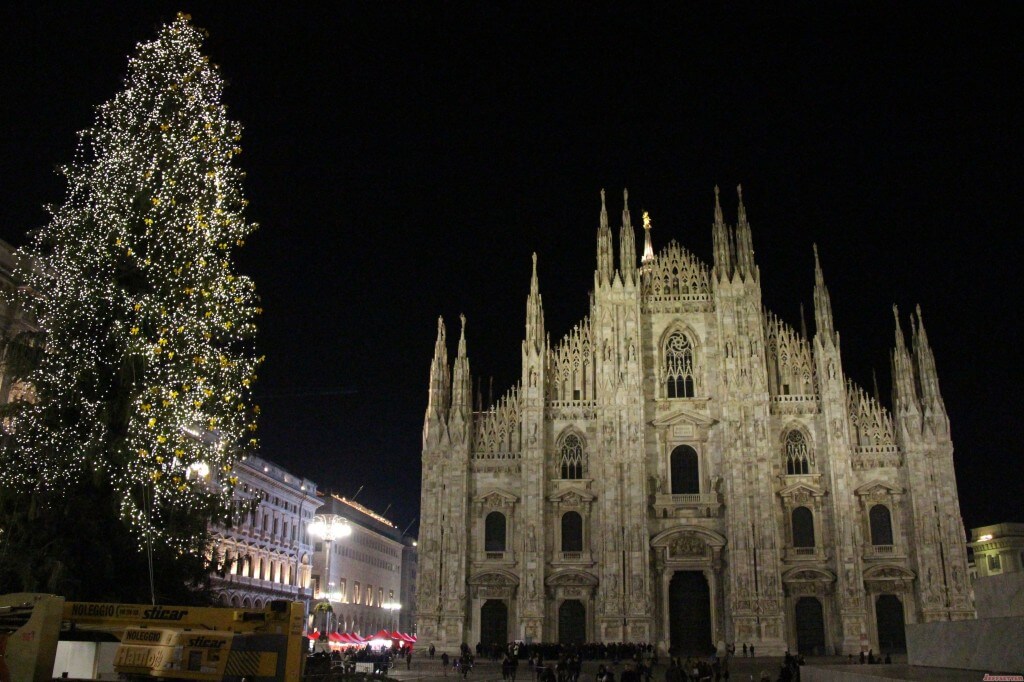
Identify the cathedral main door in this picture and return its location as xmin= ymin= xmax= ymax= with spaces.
xmin=668 ymin=571 xmax=713 ymax=655
xmin=875 ymin=594 xmax=906 ymax=654
xmin=558 ymin=600 xmax=586 ymax=645
xmin=480 ymin=600 xmax=508 ymax=647
xmin=794 ymin=597 xmax=826 ymax=655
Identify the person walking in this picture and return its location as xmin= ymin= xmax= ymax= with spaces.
xmin=442 ymin=651 xmax=450 ymax=676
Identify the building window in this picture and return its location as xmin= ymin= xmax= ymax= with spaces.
xmin=354 ymin=581 xmax=361 ymax=604
xmin=485 ymin=511 xmax=507 ymax=552
xmin=670 ymin=445 xmax=700 ymax=494
xmin=869 ymin=504 xmax=894 ymax=545
xmin=561 ymin=511 xmax=583 ymax=552
xmin=665 ymin=331 xmax=695 ymax=398
xmin=339 ymin=578 xmax=347 ymax=602
xmin=792 ymin=506 xmax=815 ymax=547
xmin=366 ymin=584 xmax=373 ymax=606
xmin=988 ymin=554 xmax=1001 ymax=571
xmin=560 ymin=434 xmax=585 ymax=479
xmin=378 ymin=588 xmax=384 ymax=606
xmin=785 ymin=431 xmax=811 ymax=475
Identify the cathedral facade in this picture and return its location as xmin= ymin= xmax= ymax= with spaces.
xmin=415 ymin=188 xmax=973 ymax=656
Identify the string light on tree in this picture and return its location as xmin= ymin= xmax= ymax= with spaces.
xmin=2 ymin=13 xmax=261 ymax=555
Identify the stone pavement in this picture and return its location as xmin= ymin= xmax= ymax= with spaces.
xmin=385 ymin=655 xmax=928 ymax=682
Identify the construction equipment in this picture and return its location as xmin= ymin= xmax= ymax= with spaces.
xmin=0 ymin=592 xmax=307 ymax=681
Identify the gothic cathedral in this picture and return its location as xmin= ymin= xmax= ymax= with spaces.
xmin=416 ymin=187 xmax=973 ymax=656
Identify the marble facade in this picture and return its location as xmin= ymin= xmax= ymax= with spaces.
xmin=416 ymin=188 xmax=973 ymax=655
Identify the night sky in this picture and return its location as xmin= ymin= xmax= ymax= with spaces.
xmin=2 ymin=4 xmax=1020 ymax=537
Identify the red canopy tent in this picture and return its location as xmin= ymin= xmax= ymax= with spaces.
xmin=371 ymin=629 xmax=392 ymax=641
xmin=328 ymin=632 xmax=344 ymax=642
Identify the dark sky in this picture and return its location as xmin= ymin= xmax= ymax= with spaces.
xmin=2 ymin=4 xmax=1020 ymax=536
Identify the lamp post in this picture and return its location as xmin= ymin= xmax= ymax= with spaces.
xmin=307 ymin=513 xmax=352 ymax=645
xmin=382 ymin=601 xmax=402 ymax=632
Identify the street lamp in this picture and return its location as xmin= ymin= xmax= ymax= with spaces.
xmin=308 ymin=514 xmax=352 ymax=600
xmin=307 ymin=514 xmax=352 ymax=649
xmin=382 ymin=601 xmax=402 ymax=632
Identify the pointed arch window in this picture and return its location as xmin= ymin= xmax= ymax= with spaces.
xmin=785 ymin=430 xmax=811 ymax=475
xmin=560 ymin=434 xmax=585 ymax=479
xmin=665 ymin=331 xmax=696 ymax=398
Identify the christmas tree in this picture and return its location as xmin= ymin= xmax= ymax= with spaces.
xmin=2 ymin=14 xmax=261 ymax=559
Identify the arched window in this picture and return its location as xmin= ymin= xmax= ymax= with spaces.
xmin=869 ymin=504 xmax=894 ymax=545
xmin=665 ymin=331 xmax=696 ymax=398
xmin=561 ymin=511 xmax=583 ymax=552
xmin=792 ymin=506 xmax=815 ymax=547
xmin=670 ymin=445 xmax=700 ymax=494
xmin=560 ymin=434 xmax=585 ymax=479
xmin=485 ymin=511 xmax=507 ymax=552
xmin=785 ymin=430 xmax=811 ymax=474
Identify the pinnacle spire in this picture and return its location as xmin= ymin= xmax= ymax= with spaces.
xmin=596 ymin=188 xmax=614 ymax=284
xmin=733 ymin=184 xmax=756 ymax=279
xmin=423 ymin=316 xmax=451 ymax=445
xmin=712 ymin=185 xmax=735 ymax=280
xmin=812 ymin=244 xmax=836 ymax=342
xmin=450 ymin=313 xmax=471 ymax=421
xmin=890 ymin=304 xmax=921 ymax=433
xmin=619 ymin=191 xmax=637 ymax=281
xmin=457 ymin=313 xmax=467 ymax=356
xmin=641 ymin=210 xmax=655 ymax=266
xmin=524 ymin=253 xmax=545 ymax=354
xmin=912 ymin=304 xmax=948 ymax=428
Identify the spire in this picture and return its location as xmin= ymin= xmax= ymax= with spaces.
xmin=812 ymin=244 xmax=836 ymax=343
xmin=711 ymin=185 xmax=735 ymax=280
xmin=733 ymin=184 xmax=757 ymax=279
xmin=641 ymin=210 xmax=655 ymax=268
xmin=912 ymin=304 xmax=949 ymax=428
xmin=872 ymin=368 xmax=881 ymax=404
xmin=524 ymin=252 xmax=545 ymax=354
xmin=423 ymin=316 xmax=450 ymax=445
xmin=890 ymin=305 xmax=921 ymax=428
xmin=619 ymin=189 xmax=637 ymax=281
xmin=799 ymin=302 xmax=808 ymax=340
xmin=596 ymin=188 xmax=614 ymax=284
xmin=450 ymin=314 xmax=472 ymax=419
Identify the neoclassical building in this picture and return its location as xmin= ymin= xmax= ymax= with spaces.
xmin=208 ymin=452 xmax=321 ymax=608
xmin=416 ymin=188 xmax=974 ymax=656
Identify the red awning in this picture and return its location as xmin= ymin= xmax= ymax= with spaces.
xmin=371 ymin=629 xmax=393 ymax=640
xmin=329 ymin=632 xmax=344 ymax=642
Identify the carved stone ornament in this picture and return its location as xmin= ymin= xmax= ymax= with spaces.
xmin=669 ymin=532 xmax=707 ymax=557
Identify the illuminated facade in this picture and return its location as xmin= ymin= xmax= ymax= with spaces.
xmin=310 ymin=494 xmax=417 ymax=636
xmin=208 ymin=453 xmax=321 ymax=608
xmin=0 ymin=239 xmax=37 ymax=407
xmin=416 ymin=188 xmax=973 ymax=655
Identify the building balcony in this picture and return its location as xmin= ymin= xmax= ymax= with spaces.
xmin=863 ymin=544 xmax=906 ymax=560
xmin=652 ymin=492 xmax=722 ymax=519
xmin=472 ymin=550 xmax=516 ymax=567
xmin=551 ymin=550 xmax=594 ymax=567
xmin=783 ymin=546 xmax=827 ymax=563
